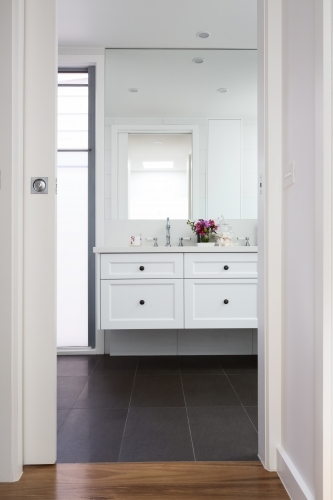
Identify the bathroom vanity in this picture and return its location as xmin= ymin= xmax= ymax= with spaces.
xmin=94 ymin=247 xmax=258 ymax=338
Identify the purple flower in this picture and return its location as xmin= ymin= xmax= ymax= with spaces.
xmin=188 ymin=218 xmax=217 ymax=236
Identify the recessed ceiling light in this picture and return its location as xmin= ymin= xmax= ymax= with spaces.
xmin=192 ymin=58 xmax=204 ymax=64
xmin=197 ymin=31 xmax=210 ymax=39
xmin=217 ymin=88 xmax=228 ymax=93
xmin=128 ymin=88 xmax=138 ymax=92
xmin=153 ymin=141 xmax=162 ymax=144
xmin=143 ymin=161 xmax=173 ymax=169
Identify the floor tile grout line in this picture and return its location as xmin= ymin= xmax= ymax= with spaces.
xmin=223 ymin=369 xmax=258 ymax=434
xmin=57 ymin=354 xmax=100 ymax=432
xmin=242 ymin=406 xmax=258 ymax=434
xmin=62 ymin=378 xmax=90 ymax=418
xmin=88 ymin=356 xmax=102 ymax=378
xmin=179 ymin=361 xmax=197 ymax=462
xmin=117 ymin=357 xmax=139 ymax=462
xmin=56 ymin=410 xmax=71 ymax=436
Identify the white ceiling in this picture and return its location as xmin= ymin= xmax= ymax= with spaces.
xmin=58 ymin=0 xmax=257 ymax=49
xmin=105 ymin=49 xmax=257 ymax=119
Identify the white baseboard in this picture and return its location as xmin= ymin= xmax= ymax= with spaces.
xmin=277 ymin=446 xmax=314 ymax=500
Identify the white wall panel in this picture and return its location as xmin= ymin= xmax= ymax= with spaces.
xmin=282 ymin=0 xmax=316 ymax=495
xmin=207 ymin=119 xmax=241 ymax=219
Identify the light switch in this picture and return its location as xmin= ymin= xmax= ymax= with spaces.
xmin=284 ymin=162 xmax=295 ymax=188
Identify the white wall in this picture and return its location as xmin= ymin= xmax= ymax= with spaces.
xmin=279 ymin=0 xmax=317 ymax=496
xmin=0 ymin=0 xmax=24 ymax=482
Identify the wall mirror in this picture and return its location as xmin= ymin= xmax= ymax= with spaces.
xmin=105 ymin=49 xmax=257 ymax=220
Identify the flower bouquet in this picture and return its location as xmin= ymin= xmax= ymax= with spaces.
xmin=187 ymin=219 xmax=219 ymax=243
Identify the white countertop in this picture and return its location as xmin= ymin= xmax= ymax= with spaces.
xmin=93 ymin=246 xmax=258 ymax=253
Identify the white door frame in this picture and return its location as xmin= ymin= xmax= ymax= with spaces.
xmin=0 ymin=0 xmax=24 ymax=482
xmin=1 ymin=1 xmax=332 ymax=494
xmin=313 ymin=0 xmax=332 ymax=497
xmin=257 ymin=0 xmax=283 ymax=471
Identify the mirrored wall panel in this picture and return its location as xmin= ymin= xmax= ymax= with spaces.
xmin=105 ymin=49 xmax=257 ymax=220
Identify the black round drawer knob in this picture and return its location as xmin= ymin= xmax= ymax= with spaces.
xmin=140 ymin=300 xmax=145 ymax=305
xmin=139 ymin=266 xmax=145 ymax=271
xmin=224 ymin=265 xmax=229 ymax=270
xmin=224 ymin=299 xmax=229 ymax=304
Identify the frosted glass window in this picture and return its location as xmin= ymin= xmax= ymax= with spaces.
xmin=58 ymin=96 xmax=89 ymax=116
xmin=58 ymin=115 xmax=88 ymax=131
xmin=57 ymin=71 xmax=89 ymax=348
xmin=57 ymin=167 xmax=88 ymax=347
xmin=57 ymin=152 xmax=88 ymax=167
xmin=58 ymin=131 xmax=88 ymax=150
xmin=58 ymin=72 xmax=88 ymax=85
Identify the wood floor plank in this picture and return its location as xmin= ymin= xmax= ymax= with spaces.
xmin=0 ymin=462 xmax=289 ymax=499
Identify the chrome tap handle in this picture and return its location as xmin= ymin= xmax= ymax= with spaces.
xmin=145 ymin=237 xmax=158 ymax=247
xmin=165 ymin=217 xmax=171 ymax=246
xmin=179 ymin=237 xmax=191 ymax=246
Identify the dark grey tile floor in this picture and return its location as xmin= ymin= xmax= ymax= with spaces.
xmin=57 ymin=354 xmax=258 ymax=463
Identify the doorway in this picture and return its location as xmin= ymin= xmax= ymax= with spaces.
xmin=57 ymin=51 xmax=259 ymax=463
xmin=13 ymin=0 xmax=278 ymax=480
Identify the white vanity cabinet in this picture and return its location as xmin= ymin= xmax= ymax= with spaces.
xmin=184 ymin=253 xmax=258 ymax=329
xmin=97 ymin=249 xmax=258 ymax=331
xmin=100 ymin=253 xmax=184 ymax=330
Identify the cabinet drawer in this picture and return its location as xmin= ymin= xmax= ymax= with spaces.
xmin=101 ymin=279 xmax=184 ymax=330
xmin=184 ymin=253 xmax=257 ymax=279
xmin=101 ymin=253 xmax=183 ymax=279
xmin=184 ymin=279 xmax=257 ymax=329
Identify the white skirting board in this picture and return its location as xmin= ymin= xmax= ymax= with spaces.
xmin=105 ymin=329 xmax=257 ymax=356
xmin=277 ymin=446 xmax=315 ymax=500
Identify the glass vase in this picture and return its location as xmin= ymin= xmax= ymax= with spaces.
xmin=200 ymin=234 xmax=210 ymax=243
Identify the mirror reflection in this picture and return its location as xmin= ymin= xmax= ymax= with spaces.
xmin=128 ymin=133 xmax=192 ymax=220
xmin=105 ymin=49 xmax=257 ymax=220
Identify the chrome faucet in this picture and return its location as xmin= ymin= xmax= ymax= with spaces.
xmin=165 ymin=217 xmax=171 ymax=247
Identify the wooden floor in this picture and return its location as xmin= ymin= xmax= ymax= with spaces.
xmin=0 ymin=462 xmax=289 ymax=499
